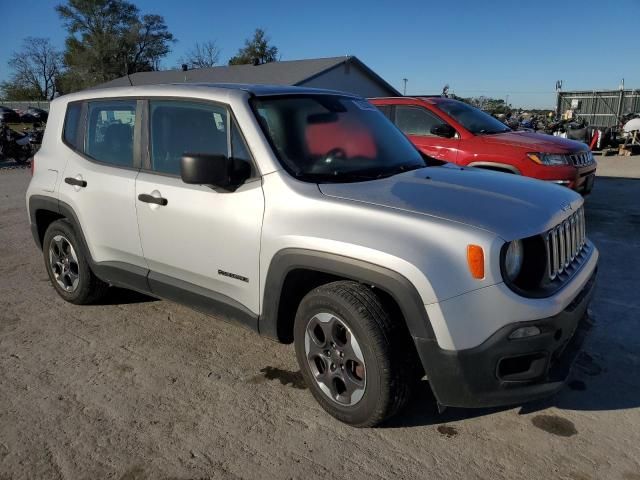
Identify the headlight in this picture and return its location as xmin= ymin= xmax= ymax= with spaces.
xmin=504 ymin=240 xmax=524 ymax=281
xmin=527 ymin=153 xmax=570 ymax=166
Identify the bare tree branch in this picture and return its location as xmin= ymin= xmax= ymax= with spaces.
xmin=3 ymin=37 xmax=62 ymax=100
xmin=180 ymin=40 xmax=220 ymax=69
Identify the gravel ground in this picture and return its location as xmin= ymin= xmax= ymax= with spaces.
xmin=1 ymin=168 xmax=639 ymax=480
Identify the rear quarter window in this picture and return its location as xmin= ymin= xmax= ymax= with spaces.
xmin=63 ymin=102 xmax=83 ymax=150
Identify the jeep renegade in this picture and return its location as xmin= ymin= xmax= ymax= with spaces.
xmin=26 ymin=84 xmax=598 ymax=427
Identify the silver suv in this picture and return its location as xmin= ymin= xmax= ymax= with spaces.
xmin=26 ymin=84 xmax=598 ymax=427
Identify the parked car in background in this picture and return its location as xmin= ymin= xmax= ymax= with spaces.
xmin=26 ymin=107 xmax=48 ymax=122
xmin=0 ymin=106 xmax=20 ymax=123
xmin=0 ymin=119 xmax=33 ymax=164
xmin=370 ymin=97 xmax=597 ymax=194
xmin=18 ymin=112 xmax=39 ymax=123
xmin=27 ymin=84 xmax=598 ymax=426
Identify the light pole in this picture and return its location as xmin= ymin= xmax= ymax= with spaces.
xmin=403 ymin=78 xmax=408 ymax=96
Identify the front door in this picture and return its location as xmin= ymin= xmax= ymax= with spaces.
xmin=394 ymin=105 xmax=460 ymax=163
xmin=134 ymin=99 xmax=264 ymax=316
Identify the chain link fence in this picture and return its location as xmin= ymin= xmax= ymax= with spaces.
xmin=557 ymin=90 xmax=640 ymax=129
xmin=0 ymin=100 xmax=50 ymax=111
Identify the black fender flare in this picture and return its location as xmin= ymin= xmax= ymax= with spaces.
xmin=29 ymin=195 xmax=62 ymax=250
xmin=260 ymin=248 xmax=436 ymax=342
xmin=28 ymin=195 xmax=150 ymax=292
xmin=29 ymin=195 xmax=90 ymax=254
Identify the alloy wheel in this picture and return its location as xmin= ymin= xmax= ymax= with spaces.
xmin=304 ymin=312 xmax=366 ymax=406
xmin=48 ymin=234 xmax=80 ymax=292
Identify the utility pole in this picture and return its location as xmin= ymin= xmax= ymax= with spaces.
xmin=555 ymin=80 xmax=563 ymax=119
xmin=617 ymin=78 xmax=625 ymax=121
xmin=403 ymin=78 xmax=408 ymax=96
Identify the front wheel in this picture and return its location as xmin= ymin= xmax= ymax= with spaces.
xmin=294 ymin=281 xmax=416 ymax=427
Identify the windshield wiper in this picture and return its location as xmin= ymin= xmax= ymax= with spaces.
xmin=295 ymin=162 xmax=425 ymax=183
xmin=374 ymin=163 xmax=425 ymax=178
xmin=294 ymin=171 xmax=380 ymax=183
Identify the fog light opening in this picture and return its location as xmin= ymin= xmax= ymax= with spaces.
xmin=498 ymin=353 xmax=548 ymax=381
xmin=509 ymin=326 xmax=541 ymax=340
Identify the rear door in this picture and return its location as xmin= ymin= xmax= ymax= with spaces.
xmin=394 ymin=105 xmax=460 ymax=162
xmin=134 ymin=99 xmax=264 ymax=316
xmin=58 ymin=99 xmax=146 ymax=271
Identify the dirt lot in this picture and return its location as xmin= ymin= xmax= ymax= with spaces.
xmin=1 ymin=165 xmax=639 ymax=480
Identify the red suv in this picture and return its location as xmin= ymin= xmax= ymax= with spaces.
xmin=370 ymin=97 xmax=596 ymax=193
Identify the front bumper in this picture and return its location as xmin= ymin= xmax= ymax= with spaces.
xmin=415 ymin=270 xmax=596 ymax=408
xmin=528 ymin=161 xmax=596 ymax=194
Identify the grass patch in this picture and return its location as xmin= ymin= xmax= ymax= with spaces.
xmin=6 ymin=123 xmax=34 ymax=133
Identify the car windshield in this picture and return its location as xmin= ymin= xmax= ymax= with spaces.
xmin=252 ymin=94 xmax=429 ymax=182
xmin=436 ymin=99 xmax=511 ymax=135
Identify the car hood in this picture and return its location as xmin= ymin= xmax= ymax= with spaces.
xmin=318 ymin=165 xmax=582 ymax=240
xmin=481 ymin=130 xmax=588 ymax=152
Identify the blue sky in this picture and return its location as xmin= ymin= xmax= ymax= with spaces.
xmin=1 ymin=0 xmax=637 ymax=107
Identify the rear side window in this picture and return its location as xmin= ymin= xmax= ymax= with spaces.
xmin=149 ymin=100 xmax=251 ymax=176
xmin=85 ymin=100 xmax=136 ymax=167
xmin=63 ymin=102 xmax=82 ymax=149
xmin=395 ymin=105 xmax=444 ymax=136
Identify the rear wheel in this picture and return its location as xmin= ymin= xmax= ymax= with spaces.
xmin=294 ymin=281 xmax=415 ymax=427
xmin=43 ymin=219 xmax=108 ymax=304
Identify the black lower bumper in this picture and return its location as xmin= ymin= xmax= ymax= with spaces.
xmin=415 ymin=271 xmax=596 ymax=408
xmin=574 ymin=167 xmax=596 ymax=195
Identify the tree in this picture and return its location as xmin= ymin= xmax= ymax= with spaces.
xmin=454 ymin=95 xmax=511 ymax=115
xmin=179 ymin=40 xmax=220 ymax=69
xmin=229 ymin=28 xmax=278 ymax=66
xmin=55 ymin=0 xmax=174 ymax=91
xmin=0 ymin=38 xmax=62 ymax=100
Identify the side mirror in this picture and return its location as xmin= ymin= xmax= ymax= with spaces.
xmin=430 ymin=124 xmax=456 ymax=138
xmin=181 ymin=153 xmax=250 ymax=191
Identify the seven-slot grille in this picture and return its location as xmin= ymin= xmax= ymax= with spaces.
xmin=545 ymin=207 xmax=586 ymax=281
xmin=570 ymin=151 xmax=593 ymax=167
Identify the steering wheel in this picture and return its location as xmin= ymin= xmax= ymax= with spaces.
xmin=309 ymin=148 xmax=347 ymax=173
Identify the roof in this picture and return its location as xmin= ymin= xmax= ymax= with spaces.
xmin=188 ymin=83 xmax=360 ymax=97
xmin=54 ymin=83 xmax=362 ymax=107
xmin=95 ymin=56 xmax=400 ymax=95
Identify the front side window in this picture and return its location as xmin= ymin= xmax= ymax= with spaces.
xmin=395 ymin=105 xmax=444 ymax=136
xmin=150 ymin=100 xmax=236 ymax=176
xmin=252 ymin=95 xmax=426 ymax=183
xmin=85 ymin=100 xmax=136 ymax=167
xmin=436 ymin=99 xmax=511 ymax=135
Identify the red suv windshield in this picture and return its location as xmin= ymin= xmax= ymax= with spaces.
xmin=436 ymin=99 xmax=511 ymax=135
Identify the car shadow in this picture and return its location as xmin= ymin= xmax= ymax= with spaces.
xmin=382 ymin=348 xmax=640 ymax=429
xmin=381 ymin=381 xmax=512 ymax=428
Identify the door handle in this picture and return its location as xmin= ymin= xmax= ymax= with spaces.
xmin=64 ymin=177 xmax=87 ymax=187
xmin=138 ymin=193 xmax=168 ymax=206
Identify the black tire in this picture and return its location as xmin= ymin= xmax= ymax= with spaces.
xmin=42 ymin=219 xmax=109 ymax=304
xmin=294 ymin=281 xmax=416 ymax=427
